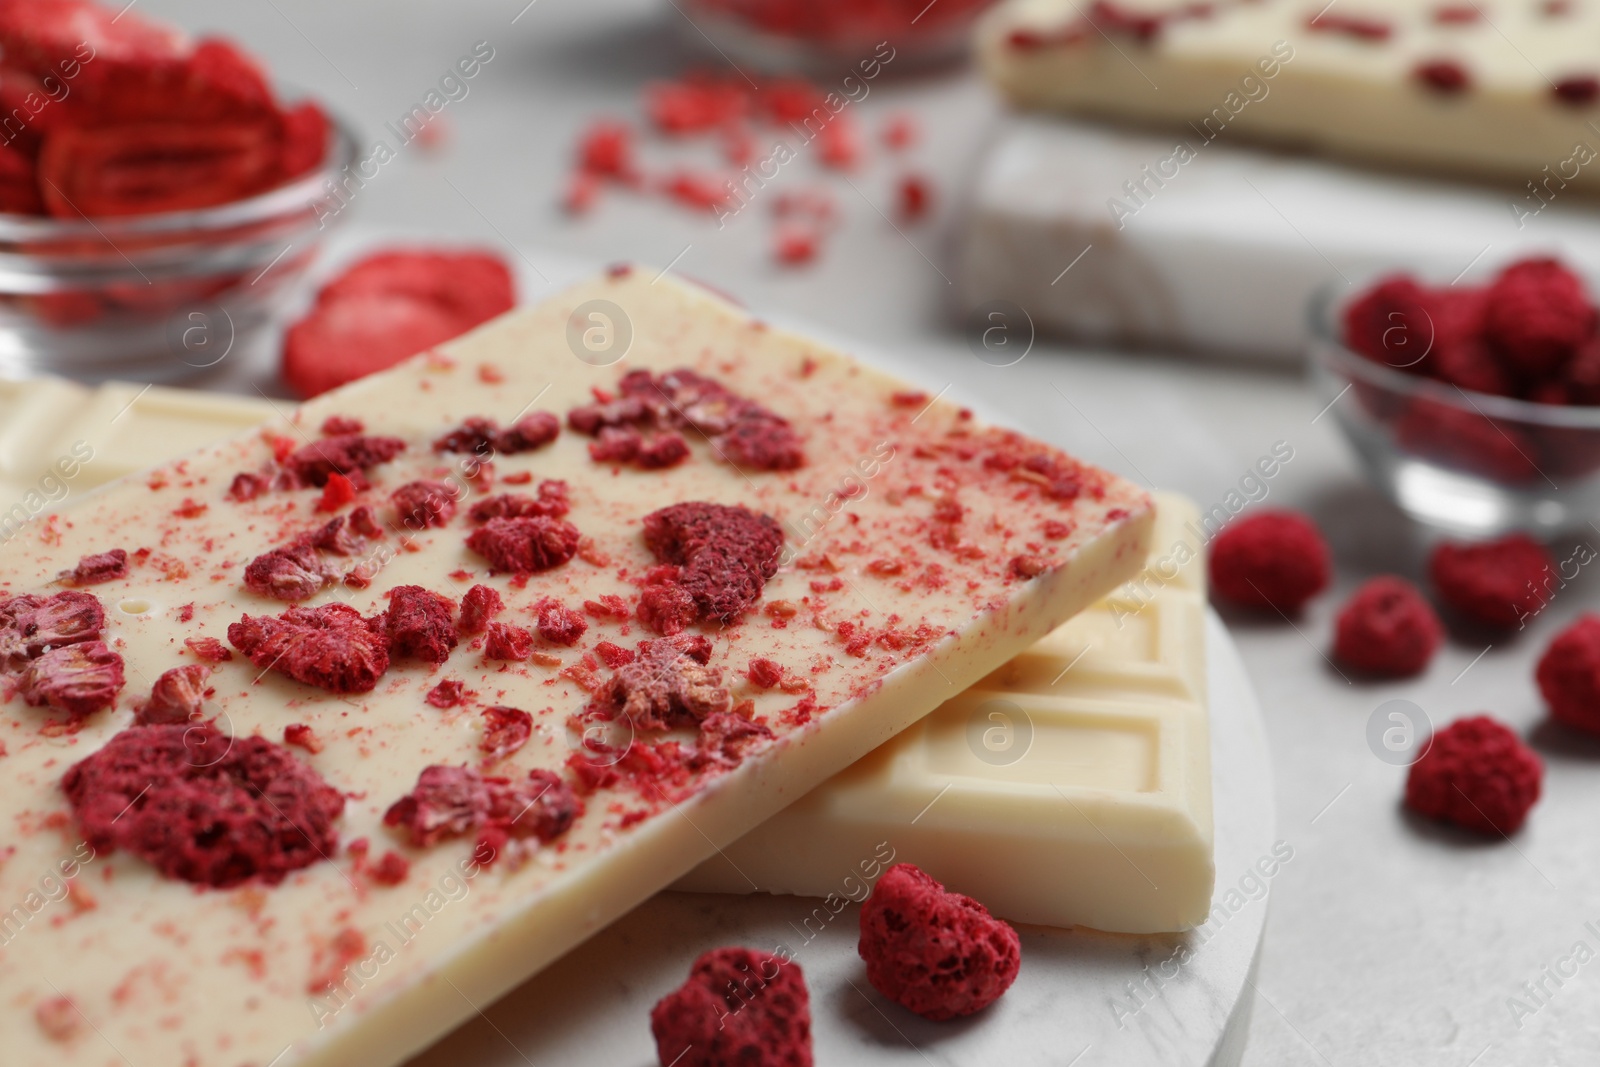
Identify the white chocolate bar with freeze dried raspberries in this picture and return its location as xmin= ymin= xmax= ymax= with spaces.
xmin=0 ymin=269 xmax=1152 ymax=1067
xmin=979 ymin=0 xmax=1600 ymax=191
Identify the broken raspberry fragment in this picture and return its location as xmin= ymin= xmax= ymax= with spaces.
xmin=383 ymin=764 xmax=578 ymax=847
xmin=425 ymin=678 xmax=466 ymax=708
xmin=484 ymin=621 xmax=534 ymax=662
xmin=535 ymin=600 xmax=588 ymax=647
xmin=63 ymin=548 xmax=128 ymax=586
xmin=17 ymin=640 xmax=125 ymax=717
xmin=132 ymin=663 xmax=210 ymax=725
xmin=286 ymin=433 xmax=407 ymax=488
xmin=458 ymin=584 xmax=504 ymax=635
xmin=590 ymin=634 xmax=731 ymax=731
xmin=391 ymin=480 xmax=457 ymax=529
xmin=466 ymin=515 xmax=582 ymax=574
xmin=480 ymin=705 xmax=532 ymax=762
xmin=227 ymin=602 xmax=390 ymax=694
xmin=243 ymin=542 xmax=335 ymax=603
xmin=641 ymin=502 xmax=785 ymax=629
xmin=381 ymin=585 xmax=458 ymax=666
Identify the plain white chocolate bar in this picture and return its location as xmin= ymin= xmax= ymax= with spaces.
xmin=978 ymin=0 xmax=1600 ymax=192
xmin=0 ymin=271 xmax=1153 ymax=1067
xmin=677 ymin=492 xmax=1213 ymax=933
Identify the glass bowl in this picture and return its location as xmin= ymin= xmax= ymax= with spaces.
xmin=679 ymin=0 xmax=1001 ymax=71
xmin=0 ymin=111 xmax=357 ymax=383
xmin=1309 ymin=280 xmax=1600 ymax=537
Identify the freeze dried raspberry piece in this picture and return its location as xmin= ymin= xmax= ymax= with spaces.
xmin=458 ymin=584 xmax=504 ymax=634
xmin=1429 ymin=534 xmax=1554 ymax=629
xmin=283 ymin=723 xmax=322 ymax=753
xmin=426 ymin=678 xmax=466 ymax=709
xmin=1536 ymin=615 xmax=1600 ymax=734
xmin=227 ymin=603 xmax=390 ymax=694
xmin=184 ymin=636 xmax=232 ymax=663
xmin=1333 ymin=577 xmax=1443 ymax=677
xmin=468 ymin=485 xmax=571 ymax=523
xmin=1208 ymin=510 xmax=1331 ymax=613
xmin=17 ymin=641 xmax=125 ymax=717
xmin=306 ymin=514 xmax=368 ymax=556
xmin=693 ymin=711 xmax=775 ymax=770
xmin=228 ymin=471 xmax=271 ymax=502
xmin=480 ymin=705 xmax=532 ymax=761
xmin=320 ymin=415 xmax=364 ymax=435
xmin=62 ymin=723 xmax=345 ymax=887
xmin=3 ymin=589 xmax=106 ymax=658
xmin=642 ymin=502 xmax=785 ymax=627
xmin=381 ymin=586 xmax=457 ymax=666
xmin=315 ymin=473 xmax=356 ymax=513
xmin=484 ymin=621 xmax=534 ymax=662
xmin=391 ymin=480 xmax=458 ymax=530
xmin=1484 ymin=258 xmax=1595 ymax=377
xmin=536 ymin=600 xmax=587 ymax=647
xmin=650 ymin=947 xmax=813 ymax=1067
xmin=283 ymin=249 xmax=516 ymax=397
xmin=858 ymin=863 xmax=1021 ymax=1021
xmin=466 ymin=516 xmax=582 ymax=574
xmin=1405 ymin=716 xmax=1542 ymax=835
xmin=383 ymin=765 xmax=578 ymax=847
xmin=64 ymin=548 xmax=127 ymax=586
xmin=132 ymin=664 xmax=210 ymax=725
xmin=285 ymin=433 xmax=407 ymax=488
xmin=747 ymin=657 xmax=782 ymax=689
xmin=590 ymin=634 xmax=730 ymax=731
xmin=494 ymin=412 xmax=561 ymax=453
xmin=434 ymin=417 xmax=499 ymax=454
xmin=576 ymin=119 xmax=637 ymax=181
xmin=243 ymin=542 xmax=334 ymax=602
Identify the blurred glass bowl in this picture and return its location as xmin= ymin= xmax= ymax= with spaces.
xmin=680 ymin=0 xmax=1000 ymax=71
xmin=1310 ymin=280 xmax=1600 ymax=537
xmin=0 ymin=111 xmax=356 ymax=383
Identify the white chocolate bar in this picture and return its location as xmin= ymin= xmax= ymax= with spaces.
xmin=978 ymin=0 xmax=1600 ymax=190
xmin=677 ymin=492 xmax=1212 ymax=933
xmin=0 ymin=272 xmax=1152 ymax=1067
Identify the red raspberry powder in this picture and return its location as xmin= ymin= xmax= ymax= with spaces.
xmin=1405 ymin=716 xmax=1542 ymax=835
xmin=1428 ymin=534 xmax=1554 ymax=628
xmin=1209 ymin=510 xmax=1331 ymax=613
xmin=858 ymin=863 xmax=1021 ymax=1021
xmin=1333 ymin=576 xmax=1443 ymax=677
xmin=62 ymin=724 xmax=345 ymax=887
xmin=649 ymin=947 xmax=812 ymax=1067
xmin=1536 ymin=614 xmax=1600 ymax=734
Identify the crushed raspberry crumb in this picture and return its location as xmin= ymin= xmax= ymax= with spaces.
xmin=381 ymin=585 xmax=458 ymax=666
xmin=426 ymin=678 xmax=467 ymax=708
xmin=391 ymin=480 xmax=458 ymax=529
xmin=747 ymin=657 xmax=782 ymax=689
xmin=133 ymin=664 xmax=210 ymax=725
xmin=496 ymin=412 xmax=562 ymax=453
xmin=858 ymin=863 xmax=1021 ymax=1021
xmin=481 ymin=705 xmax=533 ymax=761
xmin=369 ymin=851 xmax=410 ymax=886
xmin=1415 ymin=58 xmax=1472 ymax=93
xmin=650 ymin=947 xmax=813 ymax=1067
xmin=1429 ymin=534 xmax=1554 ymax=628
xmin=1405 ymin=716 xmax=1541 ymax=835
xmin=19 ymin=642 xmax=125 ymax=718
xmin=1209 ymin=510 xmax=1331 ymax=613
xmin=228 ymin=471 xmax=271 ymax=502
xmin=536 ymin=600 xmax=588 ymax=647
xmin=283 ymin=723 xmax=324 ymax=754
xmin=383 ymin=765 xmax=578 ymax=847
xmin=316 ymin=473 xmax=357 ymax=513
xmin=243 ymin=542 xmax=334 ymax=603
xmin=1333 ymin=577 xmax=1443 ymax=677
xmin=466 ymin=516 xmax=582 ymax=574
xmin=584 ymin=594 xmax=630 ymax=619
xmin=321 ymin=415 xmax=364 ymax=435
xmin=1536 ymin=615 xmax=1600 ymax=734
xmin=468 ymin=484 xmax=572 ymax=524
xmin=64 ymin=549 xmax=127 ymax=586
xmin=640 ymin=502 xmax=785 ymax=631
xmin=590 ymin=634 xmax=730 ymax=731
xmin=594 ymin=641 xmax=635 ymax=668
xmin=228 ymin=603 xmax=390 ymax=694
xmin=184 ymin=636 xmax=233 ymax=663
xmin=286 ymin=434 xmax=406 ymax=487
xmin=484 ymin=621 xmax=534 ymax=661
xmin=64 ymin=724 xmax=345 ymax=887
xmin=458 ymin=584 xmax=504 ymax=635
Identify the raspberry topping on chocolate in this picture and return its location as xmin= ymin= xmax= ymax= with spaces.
xmin=132 ymin=664 xmax=211 ymax=725
xmin=17 ymin=641 xmax=125 ymax=717
xmin=1536 ymin=615 xmax=1600 ymax=734
xmin=426 ymin=678 xmax=466 ymax=708
xmin=64 ymin=548 xmax=128 ymax=586
xmin=1415 ymin=59 xmax=1472 ymax=94
xmin=63 ymin=724 xmax=346 ymax=887
xmin=858 ymin=863 xmax=1021 ymax=1021
xmin=1209 ymin=510 xmax=1331 ymax=613
xmin=285 ymin=434 xmax=406 ymax=488
xmin=535 ymin=599 xmax=587 ymax=647
xmin=381 ymin=585 xmax=458 ymax=666
xmin=243 ymin=542 xmax=335 ymax=603
xmin=1333 ymin=577 xmax=1443 ymax=677
xmin=227 ymin=603 xmax=390 ymax=694
xmin=480 ymin=705 xmax=532 ymax=761
xmin=458 ymin=584 xmax=504 ymax=634
xmin=590 ymin=634 xmax=730 ymax=731
xmin=184 ymin=636 xmax=232 ymax=663
xmin=1429 ymin=534 xmax=1554 ymax=629
xmin=468 ymin=483 xmax=571 ymax=523
xmin=650 ymin=948 xmax=813 ymax=1067
xmin=383 ymin=765 xmax=578 ymax=847
xmin=640 ymin=502 xmax=785 ymax=630
xmin=483 ymin=621 xmax=534 ymax=661
xmin=391 ymin=480 xmax=458 ymax=529
xmin=1405 ymin=716 xmax=1542 ymax=835
xmin=466 ymin=516 xmax=582 ymax=574
xmin=1 ymin=590 xmax=106 ymax=662
xmin=433 ymin=413 xmax=561 ymax=455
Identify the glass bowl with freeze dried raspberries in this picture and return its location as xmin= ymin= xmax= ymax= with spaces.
xmin=1310 ymin=257 xmax=1600 ymax=537
xmin=0 ymin=0 xmax=356 ymax=381
xmin=679 ymin=0 xmax=999 ymax=70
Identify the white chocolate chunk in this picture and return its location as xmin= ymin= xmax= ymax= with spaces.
xmin=0 ymin=272 xmax=1152 ymax=1067
xmin=979 ymin=0 xmax=1600 ymax=190
xmin=677 ymin=492 xmax=1213 ymax=934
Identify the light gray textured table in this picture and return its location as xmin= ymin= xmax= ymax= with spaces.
xmin=135 ymin=2 xmax=1600 ymax=1063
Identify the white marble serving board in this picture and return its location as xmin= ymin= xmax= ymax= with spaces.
xmin=957 ymin=116 xmax=1600 ymax=362
xmin=403 ymin=612 xmax=1274 ymax=1067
